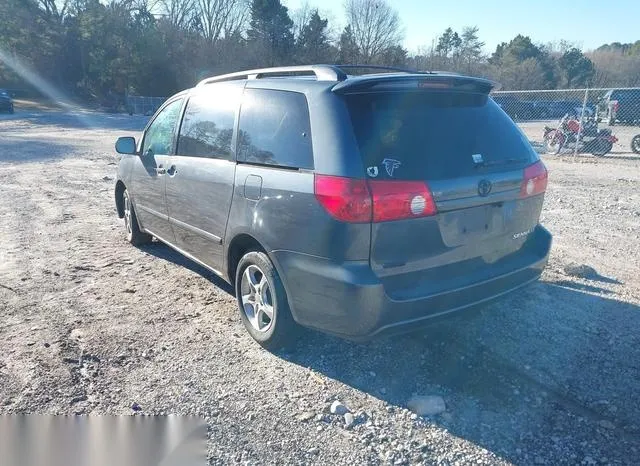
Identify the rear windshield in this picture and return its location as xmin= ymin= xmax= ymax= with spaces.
xmin=345 ymin=92 xmax=537 ymax=181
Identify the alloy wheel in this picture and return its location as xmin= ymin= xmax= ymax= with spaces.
xmin=240 ymin=265 xmax=274 ymax=333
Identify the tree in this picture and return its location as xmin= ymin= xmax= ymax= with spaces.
xmin=489 ymin=35 xmax=557 ymax=89
xmin=196 ymin=0 xmax=248 ymax=43
xmin=378 ymin=45 xmax=407 ymax=67
xmin=459 ymin=26 xmax=484 ymax=74
xmin=296 ymin=10 xmax=332 ymax=64
xmin=246 ymin=0 xmax=294 ymax=66
xmin=337 ymin=25 xmax=359 ymax=64
xmin=291 ymin=1 xmax=312 ymax=41
xmin=558 ymin=48 xmax=594 ymax=88
xmin=588 ymin=48 xmax=640 ymax=87
xmin=435 ymin=27 xmax=461 ymax=59
xmin=160 ymin=0 xmax=196 ymax=30
xmin=344 ymin=0 xmax=403 ymax=63
xmin=491 ymin=35 xmax=539 ymax=64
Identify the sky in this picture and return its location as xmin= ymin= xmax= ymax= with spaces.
xmin=283 ymin=0 xmax=640 ymax=54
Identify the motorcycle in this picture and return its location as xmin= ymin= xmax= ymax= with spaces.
xmin=632 ymin=134 xmax=640 ymax=154
xmin=543 ymin=113 xmax=618 ymax=156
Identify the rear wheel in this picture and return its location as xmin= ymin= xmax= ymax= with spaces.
xmin=235 ymin=251 xmax=298 ymax=350
xmin=122 ymin=189 xmax=152 ymax=245
xmin=631 ymin=135 xmax=640 ymax=154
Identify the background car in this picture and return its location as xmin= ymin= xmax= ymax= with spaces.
xmin=491 ymin=94 xmax=535 ymax=120
xmin=598 ymin=89 xmax=640 ymax=125
xmin=0 ymin=89 xmax=14 ymax=113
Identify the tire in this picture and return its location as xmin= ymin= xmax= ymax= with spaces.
xmin=631 ymin=135 xmax=640 ymax=154
xmin=235 ymin=251 xmax=298 ymax=350
xmin=122 ymin=189 xmax=151 ymax=246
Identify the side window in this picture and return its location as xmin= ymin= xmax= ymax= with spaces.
xmin=176 ymin=86 xmax=240 ymax=160
xmin=142 ymin=99 xmax=183 ymax=156
xmin=237 ymin=89 xmax=313 ymax=169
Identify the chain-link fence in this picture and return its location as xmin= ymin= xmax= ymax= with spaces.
xmin=125 ymin=95 xmax=166 ymax=115
xmin=491 ymin=88 xmax=640 ymax=156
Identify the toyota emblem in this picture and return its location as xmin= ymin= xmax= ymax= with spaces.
xmin=478 ymin=179 xmax=492 ymax=197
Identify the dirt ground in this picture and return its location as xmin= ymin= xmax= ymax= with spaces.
xmin=1 ymin=107 xmax=639 ymax=466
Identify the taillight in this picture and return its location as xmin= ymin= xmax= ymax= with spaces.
xmin=314 ymin=175 xmax=372 ymax=223
xmin=520 ymin=161 xmax=548 ymax=198
xmin=314 ymin=174 xmax=437 ymax=223
xmin=368 ymin=180 xmax=436 ymax=222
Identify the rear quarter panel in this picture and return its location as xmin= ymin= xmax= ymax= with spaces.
xmin=225 ymin=164 xmax=370 ymax=262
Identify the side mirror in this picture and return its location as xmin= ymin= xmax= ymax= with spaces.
xmin=115 ymin=136 xmax=138 ymax=155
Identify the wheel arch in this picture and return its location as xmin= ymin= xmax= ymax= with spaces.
xmin=115 ymin=180 xmax=126 ymax=218
xmin=226 ymin=233 xmax=267 ymax=285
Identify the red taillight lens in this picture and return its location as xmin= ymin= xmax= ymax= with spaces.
xmin=314 ymin=175 xmax=438 ymax=223
xmin=314 ymin=175 xmax=372 ymax=223
xmin=368 ymin=180 xmax=437 ymax=222
xmin=520 ymin=161 xmax=548 ymax=198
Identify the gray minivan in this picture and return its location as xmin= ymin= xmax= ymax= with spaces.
xmin=114 ymin=65 xmax=552 ymax=349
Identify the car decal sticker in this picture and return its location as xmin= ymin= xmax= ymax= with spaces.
xmin=381 ymin=158 xmax=401 ymax=177
xmin=366 ymin=166 xmax=379 ymax=177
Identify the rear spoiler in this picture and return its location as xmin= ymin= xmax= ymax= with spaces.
xmin=331 ymin=74 xmax=498 ymax=95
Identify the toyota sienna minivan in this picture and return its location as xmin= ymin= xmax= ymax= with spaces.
xmin=114 ymin=65 xmax=552 ymax=349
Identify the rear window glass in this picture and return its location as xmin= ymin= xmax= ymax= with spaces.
xmin=345 ymin=92 xmax=537 ymax=181
xmin=237 ymin=89 xmax=313 ymax=169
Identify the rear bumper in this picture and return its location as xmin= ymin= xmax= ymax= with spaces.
xmin=272 ymin=225 xmax=551 ymax=340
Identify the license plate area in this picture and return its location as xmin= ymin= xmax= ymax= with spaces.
xmin=439 ymin=203 xmax=508 ymax=247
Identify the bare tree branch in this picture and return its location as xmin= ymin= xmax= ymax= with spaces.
xmin=160 ymin=0 xmax=196 ymax=29
xmin=196 ymin=0 xmax=248 ymax=43
xmin=344 ymin=0 xmax=403 ymax=63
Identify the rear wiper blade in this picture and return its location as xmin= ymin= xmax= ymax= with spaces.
xmin=475 ymin=158 xmax=523 ymax=168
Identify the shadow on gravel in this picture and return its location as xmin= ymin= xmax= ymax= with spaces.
xmin=0 ymin=137 xmax=77 ymax=163
xmin=551 ymin=280 xmax=616 ymax=295
xmin=283 ymin=282 xmax=640 ymax=464
xmin=0 ymin=110 xmax=148 ymax=132
xmin=139 ymin=241 xmax=234 ymax=295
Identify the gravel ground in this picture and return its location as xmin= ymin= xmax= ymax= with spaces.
xmin=1 ymin=108 xmax=639 ymax=465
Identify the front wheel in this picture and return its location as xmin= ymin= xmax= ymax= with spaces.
xmin=235 ymin=251 xmax=298 ymax=350
xmin=631 ymin=135 xmax=640 ymax=154
xmin=122 ymin=189 xmax=152 ymax=245
xmin=544 ymin=130 xmax=565 ymax=154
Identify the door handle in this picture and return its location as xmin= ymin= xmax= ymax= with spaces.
xmin=155 ymin=166 xmax=166 ymax=175
xmin=167 ymin=165 xmax=177 ymax=176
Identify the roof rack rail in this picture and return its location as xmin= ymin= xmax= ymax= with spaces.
xmin=195 ymin=64 xmax=438 ymax=87
xmin=334 ymin=64 xmax=432 ymax=75
xmin=196 ymin=65 xmax=348 ymax=86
